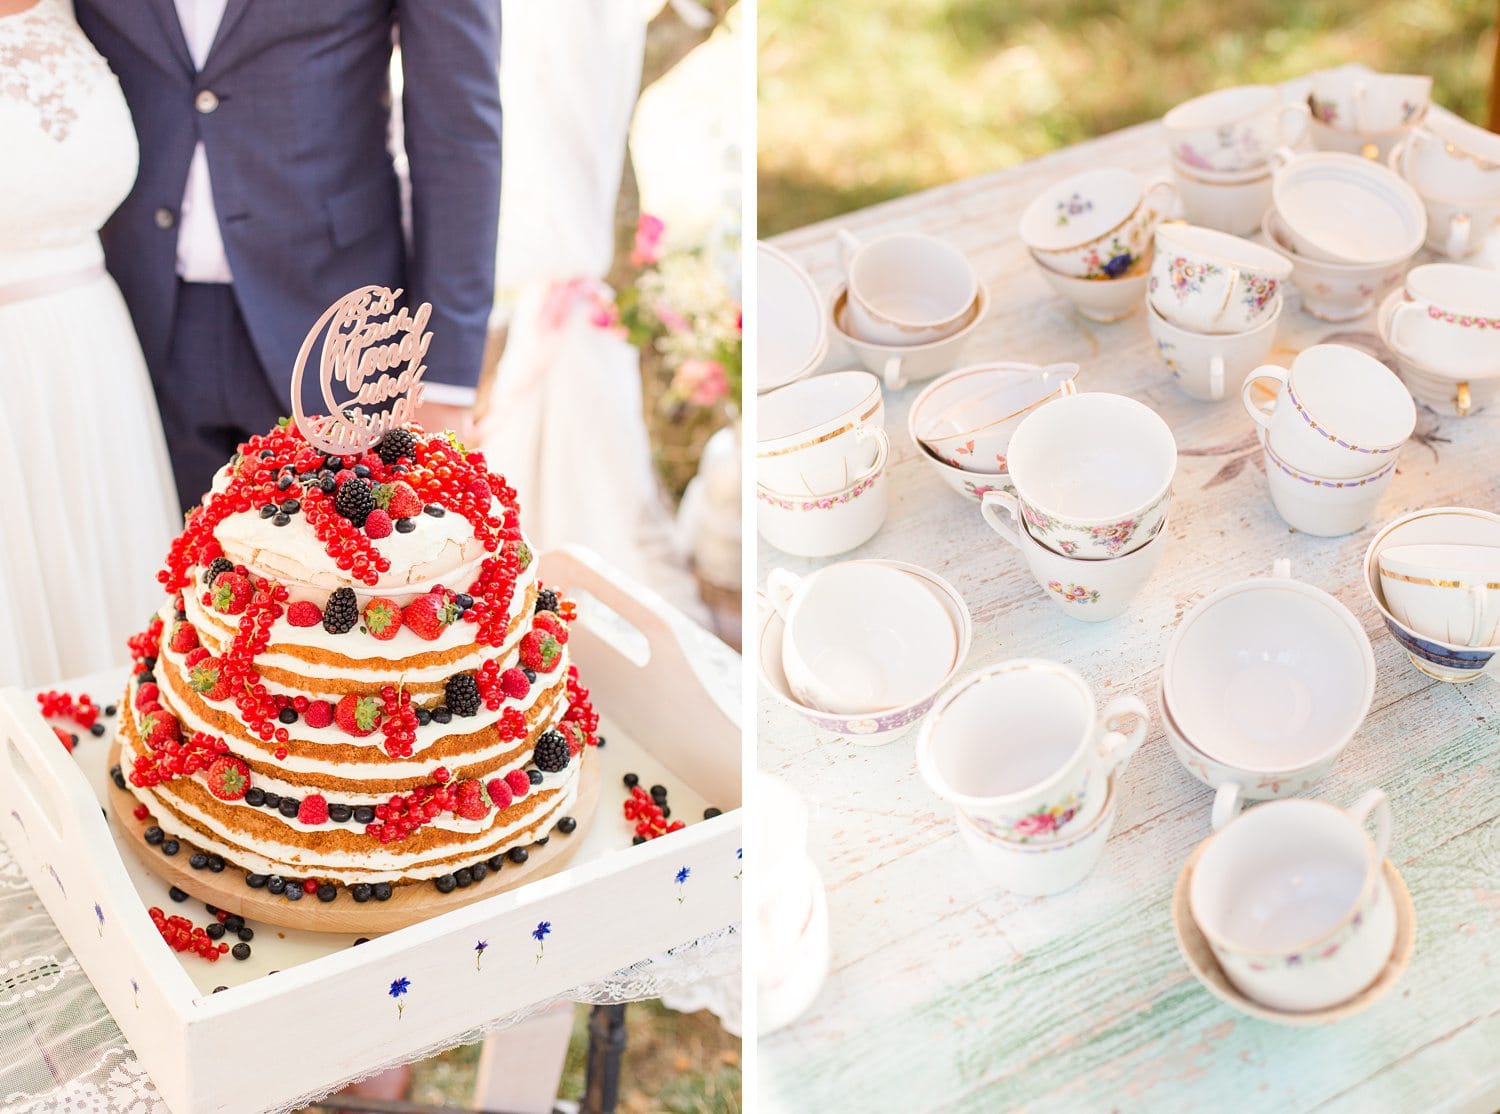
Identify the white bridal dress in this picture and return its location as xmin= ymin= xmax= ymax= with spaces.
xmin=0 ymin=0 xmax=179 ymax=687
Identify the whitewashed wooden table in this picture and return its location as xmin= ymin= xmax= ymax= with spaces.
xmin=758 ymin=91 xmax=1500 ymax=1114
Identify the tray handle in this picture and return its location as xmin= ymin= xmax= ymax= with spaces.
xmin=0 ymin=692 xmax=106 ymax=848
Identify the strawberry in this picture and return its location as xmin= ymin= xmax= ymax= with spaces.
xmin=499 ymin=668 xmax=530 ymax=700
xmin=135 ymin=682 xmax=160 ymax=710
xmin=486 ymin=777 xmax=513 ymax=810
xmin=504 ymin=768 xmax=530 ymax=798
xmin=303 ymin=699 xmax=334 ymax=728
xmin=453 ymin=779 xmax=490 ymax=820
xmin=188 ymin=656 xmax=231 ymax=701
xmin=385 ymin=481 xmax=422 ymax=519
xmin=205 ymin=755 xmax=250 ymax=801
xmin=286 ymin=600 xmax=323 ymax=627
xmin=138 ymin=709 xmax=180 ymax=749
xmin=364 ymin=509 xmax=393 ymax=539
xmin=297 ymin=794 xmax=330 ymax=825
xmin=168 ymin=621 xmax=199 ymax=654
xmin=210 ymin=572 xmax=252 ymax=615
xmin=53 ymin=726 xmax=74 ymax=753
xmin=519 ymin=630 xmax=562 ymax=673
xmin=559 ymin=721 xmax=588 ymax=755
xmin=362 ymin=598 xmax=402 ymax=640
xmin=403 ymin=591 xmax=460 ymax=641
xmin=532 ymin=610 xmax=569 ymax=645
xmin=335 ymin=693 xmax=382 ymax=736
xmin=183 ymin=646 xmax=211 ymax=668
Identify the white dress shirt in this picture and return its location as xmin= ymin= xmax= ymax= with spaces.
xmin=173 ymin=0 xmax=232 ymax=283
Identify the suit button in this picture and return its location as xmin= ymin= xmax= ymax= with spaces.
xmin=195 ymin=89 xmax=219 ymax=114
xmin=154 ymin=207 xmax=176 ymax=229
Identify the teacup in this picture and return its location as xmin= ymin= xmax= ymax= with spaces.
xmin=1190 ymin=790 xmax=1397 ymax=1013
xmin=1032 ymin=246 xmax=1153 ymax=322
xmin=1147 ymin=298 xmax=1282 ymax=403
xmin=1378 ymin=543 xmax=1500 ymax=649
xmin=1241 ymin=344 xmax=1415 ymax=480
xmin=953 ymin=770 xmax=1119 ymax=896
xmin=836 ymin=229 xmax=978 ymax=347
xmin=1272 ymin=152 xmax=1427 ymax=266
xmin=981 ymin=494 xmax=1169 ymax=622
xmin=757 ymin=370 xmax=885 ymax=495
xmin=1164 ymin=85 xmax=1309 ymax=175
xmin=758 ymin=241 xmax=828 ymax=394
xmin=1262 ymin=207 xmax=1408 ymax=322
xmin=1020 ymin=168 xmax=1177 ymax=279
xmin=916 ymin=361 xmax=1080 ymax=475
xmin=906 ymin=393 xmax=1016 ymax=503
xmin=1376 ymin=288 xmax=1500 ymax=418
xmin=1164 ymin=563 xmax=1375 ymax=831
xmin=1149 ymin=224 xmax=1290 ymax=334
xmin=1309 ymin=70 xmax=1430 ymax=135
xmin=766 ymin=562 xmax=959 ymax=715
xmin=1159 ymin=678 xmax=1348 ymax=830
xmin=1364 ymin=507 xmax=1500 ymax=684
xmin=1391 ymin=144 xmax=1500 ymax=260
xmin=830 ymin=282 xmax=989 ymax=389
xmin=1171 ymin=157 xmax=1276 ymax=236
xmin=916 ymin=659 xmax=1148 ymax=842
xmin=998 ymin=391 xmax=1177 ymax=559
xmin=756 ymin=429 xmax=890 ymax=558
xmin=1387 ymin=263 xmax=1500 ymax=378
xmin=1260 ymin=430 xmax=1397 ymax=538
xmin=1402 ymin=112 xmax=1500 ymax=203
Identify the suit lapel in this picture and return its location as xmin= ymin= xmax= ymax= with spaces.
xmin=203 ymin=0 xmax=254 ymax=74
xmin=142 ymin=0 xmax=195 ymax=76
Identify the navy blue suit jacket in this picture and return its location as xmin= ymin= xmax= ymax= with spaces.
xmin=75 ymin=0 xmax=502 ymax=410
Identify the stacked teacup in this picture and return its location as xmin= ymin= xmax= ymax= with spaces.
xmin=1020 ymin=168 xmax=1174 ymax=321
xmin=1145 ymin=223 xmax=1290 ymax=402
xmin=1390 ymin=114 xmax=1500 ymax=259
xmin=1164 ymin=85 xmax=1309 ymax=235
xmin=979 ymin=392 xmax=1176 ymax=621
xmin=1307 ymin=69 xmax=1431 ymax=162
xmin=828 ymin=230 xmax=987 ymax=389
xmin=917 ymin=660 xmax=1148 ymax=895
xmin=1241 ymin=345 xmax=1416 ymax=537
xmin=1378 ymin=264 xmax=1500 ymax=417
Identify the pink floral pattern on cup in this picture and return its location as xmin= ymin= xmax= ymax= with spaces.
xmin=1425 ymin=303 xmax=1500 ymax=330
xmin=1157 ymin=256 xmax=1222 ymax=300
xmin=757 ymin=474 xmax=878 ymax=511
xmin=1048 ymin=581 xmax=1101 ymax=604
xmin=972 ymin=790 xmax=1085 ymax=843
xmin=1242 ymin=274 xmax=1279 ymax=313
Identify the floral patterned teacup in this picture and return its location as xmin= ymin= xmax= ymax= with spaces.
xmin=1164 ymin=85 xmax=1309 ymax=175
xmin=981 ymin=493 xmax=1170 ymax=624
xmin=1387 ymin=263 xmax=1500 ymax=377
xmin=1308 ymin=70 xmax=1430 ymax=136
xmin=1020 ymin=168 xmax=1178 ymax=280
xmin=1000 ymin=391 xmax=1177 ymax=560
xmin=1149 ymin=223 xmax=1290 ymax=335
xmin=1147 ymin=298 xmax=1282 ymax=403
xmin=916 ymin=659 xmax=1149 ymax=846
xmin=1189 ymin=791 xmax=1397 ymax=1013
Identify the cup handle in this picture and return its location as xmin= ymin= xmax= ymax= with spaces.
xmin=848 ymin=427 xmax=890 ymax=486
xmin=1240 ymin=364 xmax=1288 ymax=431
xmin=1208 ymin=354 xmax=1226 ymax=402
xmin=835 ymin=228 xmax=862 ymax=271
xmin=1345 ymin=787 xmax=1393 ymax=866
xmin=979 ymin=489 xmax=1024 ymax=549
xmin=1447 ymin=214 xmax=1472 ymax=260
xmin=1269 ymin=145 xmax=1298 ymax=172
xmin=1142 ymin=176 xmax=1180 ymax=222
xmin=1388 ymin=301 xmax=1426 ymax=358
xmin=1098 ymin=694 xmax=1150 ymax=776
xmin=881 ymin=356 xmax=906 ymax=390
xmin=1210 ymin=782 xmax=1245 ymax=832
xmin=1277 ymin=102 xmax=1311 ymax=149
xmin=764 ymin=569 xmax=802 ymax=620
xmin=1351 ymin=80 xmax=1370 ymax=135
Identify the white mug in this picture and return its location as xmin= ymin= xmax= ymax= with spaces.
xmin=757 ymin=369 xmax=885 ymax=495
xmin=1149 ymin=223 xmax=1290 ymax=334
xmin=1387 ymin=263 xmax=1500 ymax=377
xmin=1378 ymin=543 xmax=1500 ymax=649
xmin=1147 ymin=299 xmax=1281 ymax=403
xmin=1164 ymin=85 xmax=1309 ymax=174
xmin=916 ymin=659 xmax=1148 ymax=843
xmin=1261 ymin=432 xmax=1397 ymax=538
xmin=836 ymin=230 xmax=978 ymax=347
xmin=766 ymin=562 xmax=958 ymax=715
xmin=1241 ymin=344 xmax=1414 ymax=480
xmin=1190 ymin=791 xmax=1397 ymax=1013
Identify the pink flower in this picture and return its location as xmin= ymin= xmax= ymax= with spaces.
xmin=672 ymin=358 xmax=729 ymax=407
xmin=654 ymin=302 xmax=690 ymax=333
xmin=1012 ymin=813 xmax=1057 ymax=837
xmin=630 ymin=213 xmax=665 ymax=267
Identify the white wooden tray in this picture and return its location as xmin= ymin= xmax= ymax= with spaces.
xmin=0 ymin=546 xmax=742 ymax=1114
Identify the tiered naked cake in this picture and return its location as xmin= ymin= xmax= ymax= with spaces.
xmin=112 ymin=290 xmax=600 ymax=910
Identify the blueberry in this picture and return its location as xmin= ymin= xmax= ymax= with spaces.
xmin=262 ymin=792 xmax=281 ymax=809
xmin=245 ymin=787 xmax=265 ymax=807
xmin=90 ymin=723 xmax=105 ymax=737
xmin=350 ymin=883 xmax=373 ymax=903
xmin=455 ymin=593 xmax=474 ymax=610
xmin=260 ymin=504 xmax=277 ymax=518
xmin=507 ymin=847 xmax=529 ymax=864
xmin=661 ymin=806 xmax=671 ymax=819
xmin=414 ymin=708 xmax=431 ymax=726
xmin=372 ymin=882 xmax=393 ymax=901
xmin=558 ymin=816 xmax=577 ymax=834
xmin=273 ymin=513 xmax=290 ymax=527
xmin=423 ymin=504 xmax=445 ymax=517
xmin=237 ymin=927 xmax=254 ymax=942
xmin=284 ymin=884 xmax=303 ymax=901
xmin=111 ymin=766 xmax=127 ymax=790
xmin=328 ymin=803 xmax=352 ymax=824
xmin=623 ymin=773 xmax=639 ymax=789
xmin=138 ymin=671 xmax=155 ymax=685
xmin=632 ymin=834 xmax=646 ymax=845
xmin=278 ymin=707 xmax=298 ymax=724
xmin=650 ymin=784 xmax=668 ymax=802
xmin=207 ymin=856 xmax=225 ymax=873
xmin=354 ymin=464 xmax=371 ymax=478
xmin=278 ymin=798 xmax=300 ymax=818
xmin=432 ymin=706 xmax=451 ymax=724
xmin=105 ymin=704 xmax=117 ymax=716
xmin=206 ymin=922 xmax=225 ymax=939
xmin=317 ymin=883 xmax=337 ymax=903
xmin=190 ymin=852 xmax=209 ymax=870
xmin=259 ymin=449 xmax=275 ymax=459
xmin=395 ymin=517 xmax=417 ymax=534
xmin=487 ymin=854 xmax=506 ymax=872
xmin=213 ymin=985 xmax=228 ymax=993
xmin=162 ymin=839 xmax=180 ymax=856
xmin=523 ymin=668 xmax=536 ymax=683
xmin=144 ymin=826 xmax=164 ymax=845
xmin=245 ymin=873 xmax=267 ymax=889
xmin=534 ymin=836 xmax=549 ymax=847
xmin=320 ymin=474 xmax=337 ymax=493
xmin=276 ymin=474 xmax=292 ymax=490
xmin=354 ymin=805 xmax=375 ymax=824
xmin=453 ymin=868 xmax=473 ymax=888
xmin=169 ymin=886 xmax=188 ymax=903
xmin=280 ymin=499 xmax=300 ymax=514
xmin=470 ymin=862 xmax=488 ymax=882
xmin=434 ymin=874 xmax=457 ymax=894
xmin=704 ymin=807 xmax=722 ymax=819
xmin=224 ymin=915 xmax=244 ymax=932
xmin=266 ymin=876 xmax=286 ymax=895
xmin=353 ymin=937 xmax=370 ymax=946
xmin=231 ymin=942 xmax=251 ymax=960
xmin=528 ymin=769 xmax=543 ymax=786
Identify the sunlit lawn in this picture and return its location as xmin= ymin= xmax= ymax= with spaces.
xmin=759 ymin=0 xmax=1497 ymax=234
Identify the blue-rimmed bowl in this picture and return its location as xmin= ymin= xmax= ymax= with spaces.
xmin=1363 ymin=506 xmax=1500 ymax=683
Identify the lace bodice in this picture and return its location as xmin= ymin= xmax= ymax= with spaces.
xmin=0 ymin=0 xmax=137 ymax=271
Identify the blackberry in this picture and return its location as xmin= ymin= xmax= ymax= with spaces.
xmin=350 ymin=883 xmax=373 ymax=903
xmin=557 ymin=816 xmax=577 ymax=834
xmin=434 ymin=873 xmax=457 ymax=894
xmin=372 ymin=882 xmax=393 ymax=901
xmin=203 ymin=557 xmax=235 ymax=585
xmin=322 ymin=587 xmax=359 ymax=634
xmin=377 ymin=427 xmax=417 ymax=464
xmin=445 ymin=674 xmax=481 ymax=717
xmin=334 ymin=477 xmax=374 ymax=526
xmin=535 ymin=588 xmax=559 ymax=613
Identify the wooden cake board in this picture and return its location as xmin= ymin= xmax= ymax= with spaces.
xmin=106 ymin=740 xmax=601 ymax=933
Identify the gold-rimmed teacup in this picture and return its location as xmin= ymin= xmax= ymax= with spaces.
xmin=757 ymin=369 xmax=885 ymax=496
xmin=914 ymin=361 xmax=1080 ymax=475
xmin=1021 ymin=168 xmax=1178 ymax=279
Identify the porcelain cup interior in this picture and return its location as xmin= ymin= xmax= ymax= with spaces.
xmin=1378 ymin=542 xmax=1500 ymax=649
xmin=1163 ymin=569 xmax=1374 ymax=775
xmin=830 ymin=283 xmax=990 ymax=389
xmin=914 ymin=362 xmax=1080 ymax=473
xmin=1272 ymin=152 xmax=1427 ymax=266
xmin=767 ymin=563 xmax=958 ymax=715
xmin=1163 ymin=85 xmax=1309 ymax=174
xmin=838 ymin=230 xmax=979 ymax=346
xmin=1262 ymin=207 xmax=1408 ymax=322
xmin=1387 ymin=263 xmax=1500 ymax=376
xmin=757 ymin=369 xmax=885 ymax=495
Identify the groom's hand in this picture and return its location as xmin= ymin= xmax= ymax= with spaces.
xmin=413 ymin=399 xmax=475 ymax=445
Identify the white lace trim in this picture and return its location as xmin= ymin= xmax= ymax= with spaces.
xmin=0 ymin=0 xmax=109 ymax=143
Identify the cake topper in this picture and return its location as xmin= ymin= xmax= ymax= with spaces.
xmin=290 ymin=284 xmax=433 ymax=455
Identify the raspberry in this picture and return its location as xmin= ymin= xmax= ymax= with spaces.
xmin=364 ymin=509 xmax=393 ymax=539
xmin=303 ymin=700 xmax=334 ymax=728
xmin=504 ymin=768 xmax=530 ymax=798
xmin=322 ymin=588 xmax=358 ymax=634
xmin=499 ymin=668 xmax=530 ymax=700
xmin=486 ymin=777 xmax=513 ymax=809
xmin=298 ymin=795 xmax=330 ymax=825
xmin=532 ymin=730 xmax=569 ymax=773
xmin=287 ymin=600 xmax=323 ymax=627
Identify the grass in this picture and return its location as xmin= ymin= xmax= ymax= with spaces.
xmin=758 ymin=0 xmax=1498 ymax=234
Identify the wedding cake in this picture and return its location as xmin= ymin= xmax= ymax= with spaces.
xmin=113 ymin=289 xmax=599 ymax=903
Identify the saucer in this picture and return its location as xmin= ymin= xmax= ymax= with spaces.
xmin=1172 ymin=843 xmax=1415 ymax=1025
xmin=759 ymin=242 xmax=828 ymax=392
